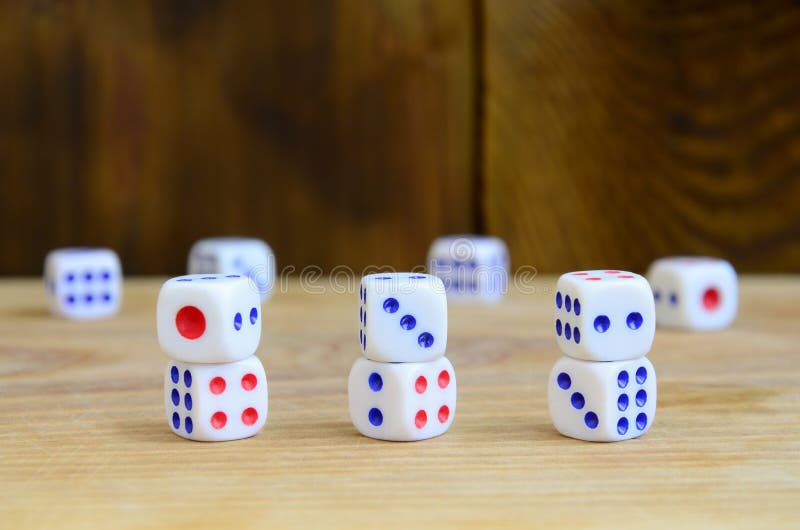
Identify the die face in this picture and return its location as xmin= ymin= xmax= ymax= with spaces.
xmin=44 ymin=248 xmax=122 ymax=320
xmin=554 ymin=270 xmax=655 ymax=361
xmin=165 ymin=355 xmax=268 ymax=441
xmin=427 ymin=236 xmax=509 ymax=303
xmin=647 ymin=257 xmax=737 ymax=330
xmin=188 ymin=238 xmax=276 ymax=301
xmin=359 ymin=273 xmax=447 ymax=362
xmin=548 ymin=355 xmax=656 ymax=442
xmin=348 ymin=356 xmax=456 ymax=441
xmin=157 ymin=275 xmax=262 ymax=363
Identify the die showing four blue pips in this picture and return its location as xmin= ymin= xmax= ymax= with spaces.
xmin=350 ymin=273 xmax=456 ymax=441
xmin=548 ymin=270 xmax=658 ymax=442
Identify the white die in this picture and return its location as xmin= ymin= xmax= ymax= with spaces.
xmin=188 ymin=237 xmax=276 ymax=302
xmin=157 ymin=274 xmax=262 ymax=363
xmin=555 ymin=270 xmax=655 ymax=362
xmin=548 ymin=355 xmax=656 ymax=442
xmin=165 ymin=355 xmax=268 ymax=442
xmin=646 ymin=257 xmax=738 ymax=330
xmin=427 ymin=235 xmax=509 ymax=303
xmin=359 ymin=273 xmax=447 ymax=363
xmin=348 ymin=356 xmax=456 ymax=441
xmin=43 ymin=247 xmax=122 ymax=320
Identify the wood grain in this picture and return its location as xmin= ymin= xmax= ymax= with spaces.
xmin=0 ymin=0 xmax=476 ymax=274
xmin=0 ymin=2 xmax=89 ymax=275
xmin=484 ymin=1 xmax=800 ymax=273
xmin=1 ymin=277 xmax=799 ymax=528
xmin=4 ymin=1 xmax=800 ymax=275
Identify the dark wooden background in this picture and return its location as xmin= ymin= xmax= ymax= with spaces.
xmin=1 ymin=0 xmax=799 ymax=275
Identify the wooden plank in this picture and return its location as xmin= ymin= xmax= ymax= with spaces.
xmin=1 ymin=277 xmax=798 ymax=528
xmin=0 ymin=3 xmax=89 ymax=275
xmin=485 ymin=1 xmax=800 ymax=273
xmin=0 ymin=1 xmax=476 ymax=274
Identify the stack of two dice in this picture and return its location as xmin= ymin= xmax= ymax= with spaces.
xmin=349 ymin=273 xmax=457 ymax=441
xmin=157 ymin=275 xmax=268 ymax=442
xmin=548 ymin=270 xmax=657 ymax=442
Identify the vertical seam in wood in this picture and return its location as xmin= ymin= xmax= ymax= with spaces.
xmin=471 ymin=0 xmax=486 ymax=234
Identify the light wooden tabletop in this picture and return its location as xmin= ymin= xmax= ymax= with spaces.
xmin=1 ymin=276 xmax=798 ymax=529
